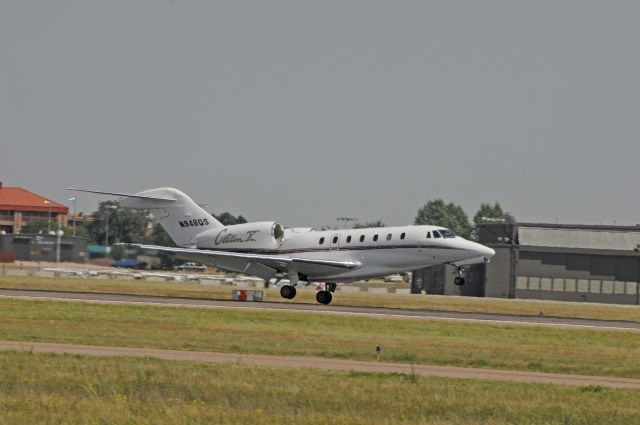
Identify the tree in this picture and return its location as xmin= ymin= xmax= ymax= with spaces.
xmin=20 ymin=219 xmax=90 ymax=239
xmin=69 ymin=222 xmax=91 ymax=240
xmin=414 ymin=199 xmax=472 ymax=237
xmin=213 ymin=212 xmax=247 ymax=226
xmin=146 ymin=223 xmax=175 ymax=247
xmin=353 ymin=220 xmax=385 ymax=229
xmin=87 ymin=201 xmax=149 ymax=245
xmin=473 ymin=202 xmax=515 ymax=224
xmin=20 ymin=220 xmax=64 ymax=234
xmin=144 ymin=223 xmax=178 ymax=269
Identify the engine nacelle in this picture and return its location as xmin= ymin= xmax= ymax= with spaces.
xmin=196 ymin=221 xmax=285 ymax=250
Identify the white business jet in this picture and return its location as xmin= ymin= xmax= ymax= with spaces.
xmin=69 ymin=187 xmax=495 ymax=305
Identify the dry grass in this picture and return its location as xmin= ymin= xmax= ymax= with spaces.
xmin=1 ymin=297 xmax=640 ymax=378
xmin=1 ymin=274 xmax=640 ymax=322
xmin=1 ymin=350 xmax=639 ymax=425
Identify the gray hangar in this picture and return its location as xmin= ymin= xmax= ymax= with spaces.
xmin=412 ymin=223 xmax=640 ymax=305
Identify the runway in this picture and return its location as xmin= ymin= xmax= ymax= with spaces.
xmin=2 ymin=340 xmax=639 ymax=389
xmin=1 ymin=287 xmax=639 ymax=332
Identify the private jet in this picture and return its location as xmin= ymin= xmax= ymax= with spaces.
xmin=69 ymin=187 xmax=495 ymax=305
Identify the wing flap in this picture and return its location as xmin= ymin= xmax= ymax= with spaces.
xmin=124 ymin=243 xmax=361 ymax=278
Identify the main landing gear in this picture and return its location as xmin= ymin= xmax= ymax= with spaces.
xmin=454 ymin=266 xmax=466 ymax=286
xmin=316 ymin=282 xmax=337 ymax=305
xmin=278 ymin=271 xmax=300 ymax=300
xmin=279 ymin=279 xmax=338 ymax=305
xmin=280 ymin=285 xmax=297 ymax=299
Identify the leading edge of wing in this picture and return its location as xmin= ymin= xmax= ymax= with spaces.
xmin=125 ymin=243 xmax=362 ymax=270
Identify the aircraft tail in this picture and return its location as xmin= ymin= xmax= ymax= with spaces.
xmin=69 ymin=187 xmax=222 ymax=247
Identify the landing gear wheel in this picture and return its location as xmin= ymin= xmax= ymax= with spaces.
xmin=280 ymin=285 xmax=297 ymax=299
xmin=454 ymin=277 xmax=465 ymax=286
xmin=316 ymin=290 xmax=333 ymax=305
xmin=326 ymin=282 xmax=338 ymax=293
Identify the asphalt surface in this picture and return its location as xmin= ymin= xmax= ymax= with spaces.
xmin=1 ymin=287 xmax=640 ymax=332
xmin=2 ymin=340 xmax=639 ymax=389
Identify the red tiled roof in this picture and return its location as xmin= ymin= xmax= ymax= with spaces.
xmin=0 ymin=187 xmax=68 ymax=213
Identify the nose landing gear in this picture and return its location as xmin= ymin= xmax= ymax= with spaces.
xmin=454 ymin=267 xmax=466 ymax=286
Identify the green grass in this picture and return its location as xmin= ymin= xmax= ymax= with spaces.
xmin=1 ymin=351 xmax=639 ymax=425
xmin=1 ymin=297 xmax=640 ymax=379
xmin=2 ymin=274 xmax=640 ymax=322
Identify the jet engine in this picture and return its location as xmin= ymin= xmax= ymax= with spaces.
xmin=196 ymin=221 xmax=285 ymax=251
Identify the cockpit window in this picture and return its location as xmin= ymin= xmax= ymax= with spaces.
xmin=438 ymin=229 xmax=457 ymax=238
xmin=433 ymin=230 xmax=442 ymax=238
xmin=426 ymin=232 xmax=431 ymax=239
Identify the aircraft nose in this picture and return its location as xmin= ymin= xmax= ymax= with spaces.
xmin=472 ymin=242 xmax=495 ymax=259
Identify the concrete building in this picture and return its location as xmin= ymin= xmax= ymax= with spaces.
xmin=412 ymin=222 xmax=640 ymax=305
xmin=0 ymin=233 xmax=87 ymax=263
xmin=0 ymin=182 xmax=68 ymax=234
xmin=412 ymin=263 xmax=486 ymax=297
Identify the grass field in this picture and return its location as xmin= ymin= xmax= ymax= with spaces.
xmin=1 ymin=350 xmax=639 ymax=425
xmin=1 ymin=297 xmax=640 ymax=379
xmin=2 ymin=274 xmax=640 ymax=322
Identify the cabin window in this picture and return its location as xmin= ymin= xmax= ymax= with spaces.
xmin=386 ymin=233 xmax=392 ymax=241
xmin=359 ymin=235 xmax=365 ymax=242
xmin=400 ymin=232 xmax=406 ymax=240
xmin=346 ymin=235 xmax=352 ymax=243
xmin=319 ymin=237 xmax=325 ymax=245
xmin=332 ymin=236 xmax=339 ymax=244
xmin=373 ymin=234 xmax=379 ymax=242
xmin=433 ymin=230 xmax=442 ymax=238
xmin=426 ymin=232 xmax=431 ymax=238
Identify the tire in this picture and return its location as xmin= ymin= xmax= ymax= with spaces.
xmin=316 ymin=290 xmax=333 ymax=305
xmin=454 ymin=277 xmax=465 ymax=286
xmin=324 ymin=291 xmax=333 ymax=304
xmin=280 ymin=285 xmax=296 ymax=299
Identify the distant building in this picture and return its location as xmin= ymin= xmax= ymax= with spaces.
xmin=0 ymin=233 xmax=87 ymax=263
xmin=412 ymin=222 xmax=640 ymax=305
xmin=0 ymin=182 xmax=68 ymax=234
xmin=66 ymin=212 xmax=94 ymax=230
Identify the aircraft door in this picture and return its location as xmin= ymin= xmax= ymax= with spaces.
xmin=329 ymin=233 xmax=340 ymax=250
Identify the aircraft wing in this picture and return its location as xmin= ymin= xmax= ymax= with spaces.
xmin=125 ymin=243 xmax=362 ymax=280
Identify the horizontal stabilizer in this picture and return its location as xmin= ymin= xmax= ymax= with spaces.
xmin=67 ymin=188 xmax=176 ymax=202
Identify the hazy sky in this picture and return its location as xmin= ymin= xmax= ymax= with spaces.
xmin=2 ymin=1 xmax=639 ymax=228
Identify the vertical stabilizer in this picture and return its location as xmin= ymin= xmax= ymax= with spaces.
xmin=120 ymin=187 xmax=222 ymax=247
xmin=68 ymin=187 xmax=222 ymax=248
